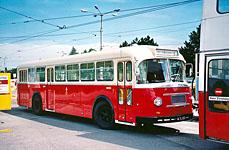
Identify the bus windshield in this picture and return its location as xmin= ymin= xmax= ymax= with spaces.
xmin=137 ymin=59 xmax=185 ymax=84
xmin=169 ymin=59 xmax=185 ymax=82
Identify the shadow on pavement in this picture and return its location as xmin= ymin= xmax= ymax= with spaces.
xmin=2 ymin=107 xmax=228 ymax=150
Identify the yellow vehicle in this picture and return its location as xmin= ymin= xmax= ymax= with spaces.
xmin=0 ymin=73 xmax=11 ymax=110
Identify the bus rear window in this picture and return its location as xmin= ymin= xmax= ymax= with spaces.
xmin=218 ymin=0 xmax=229 ymax=13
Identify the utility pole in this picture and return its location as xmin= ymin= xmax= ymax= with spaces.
xmin=81 ymin=6 xmax=120 ymax=51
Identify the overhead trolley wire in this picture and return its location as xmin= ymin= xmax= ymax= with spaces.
xmin=3 ymin=29 xmax=60 ymax=44
xmin=67 ymin=0 xmax=201 ymax=29
xmin=0 ymin=6 xmax=65 ymax=29
xmin=0 ymin=14 xmax=94 ymax=26
xmin=0 ymin=0 xmax=200 ymax=26
xmin=104 ymin=20 xmax=201 ymax=36
xmin=1 ymin=0 xmax=201 ymax=44
xmin=0 ymin=30 xmax=100 ymax=39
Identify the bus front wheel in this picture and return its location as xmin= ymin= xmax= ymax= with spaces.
xmin=32 ymin=94 xmax=43 ymax=115
xmin=94 ymin=101 xmax=114 ymax=129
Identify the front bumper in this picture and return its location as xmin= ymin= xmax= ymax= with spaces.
xmin=136 ymin=114 xmax=193 ymax=124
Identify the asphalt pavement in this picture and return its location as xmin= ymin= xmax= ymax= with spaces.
xmin=0 ymin=106 xmax=228 ymax=150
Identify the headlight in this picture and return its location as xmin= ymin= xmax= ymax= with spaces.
xmin=154 ymin=97 xmax=162 ymax=107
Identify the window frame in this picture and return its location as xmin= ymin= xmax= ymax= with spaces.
xmin=67 ymin=64 xmax=79 ymax=82
xmin=36 ymin=67 xmax=46 ymax=82
xmin=118 ymin=62 xmax=124 ymax=82
xmin=217 ymin=0 xmax=229 ymax=14
xmin=80 ymin=62 xmax=95 ymax=81
xmin=126 ymin=61 xmax=132 ymax=82
xmin=96 ymin=60 xmax=114 ymax=81
xmin=19 ymin=69 xmax=28 ymax=83
xmin=28 ymin=68 xmax=36 ymax=82
xmin=55 ymin=65 xmax=66 ymax=82
xmin=208 ymin=58 xmax=229 ymax=113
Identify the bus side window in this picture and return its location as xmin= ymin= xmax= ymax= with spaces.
xmin=96 ymin=61 xmax=114 ymax=81
xmin=80 ymin=63 xmax=95 ymax=81
xmin=36 ymin=67 xmax=45 ymax=82
xmin=118 ymin=62 xmax=123 ymax=82
xmin=208 ymin=59 xmax=229 ymax=112
xmin=218 ymin=0 xmax=229 ymax=13
xmin=126 ymin=61 xmax=132 ymax=82
xmin=19 ymin=70 xmax=28 ymax=83
xmin=67 ymin=64 xmax=79 ymax=81
xmin=55 ymin=65 xmax=66 ymax=82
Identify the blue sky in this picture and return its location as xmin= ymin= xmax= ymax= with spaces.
xmin=0 ymin=0 xmax=202 ymax=69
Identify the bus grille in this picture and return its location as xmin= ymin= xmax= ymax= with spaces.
xmin=171 ymin=95 xmax=186 ymax=104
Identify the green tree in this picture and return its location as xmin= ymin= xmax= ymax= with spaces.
xmin=179 ymin=25 xmax=200 ymax=74
xmin=88 ymin=48 xmax=96 ymax=53
xmin=119 ymin=41 xmax=130 ymax=47
xmin=81 ymin=48 xmax=97 ymax=54
xmin=81 ymin=49 xmax=88 ymax=54
xmin=69 ymin=46 xmax=79 ymax=55
xmin=120 ymin=35 xmax=158 ymax=47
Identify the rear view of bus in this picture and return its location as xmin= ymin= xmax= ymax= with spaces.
xmin=198 ymin=0 xmax=229 ymax=143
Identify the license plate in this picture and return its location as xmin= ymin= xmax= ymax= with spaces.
xmin=172 ymin=95 xmax=186 ymax=104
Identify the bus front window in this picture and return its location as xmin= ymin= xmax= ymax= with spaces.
xmin=137 ymin=59 xmax=168 ymax=84
xmin=169 ymin=60 xmax=185 ymax=82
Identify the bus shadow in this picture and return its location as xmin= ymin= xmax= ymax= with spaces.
xmin=4 ymin=107 xmax=179 ymax=135
xmin=4 ymin=107 xmax=97 ymax=132
xmin=3 ymin=107 xmax=228 ymax=150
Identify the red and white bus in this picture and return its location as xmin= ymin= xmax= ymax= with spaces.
xmin=198 ymin=0 xmax=229 ymax=143
xmin=17 ymin=45 xmax=193 ymax=129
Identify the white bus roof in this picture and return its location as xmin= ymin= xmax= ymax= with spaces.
xmin=18 ymin=45 xmax=184 ymax=68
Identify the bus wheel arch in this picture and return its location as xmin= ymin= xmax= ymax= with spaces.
xmin=93 ymin=96 xmax=115 ymax=129
xmin=32 ymin=92 xmax=43 ymax=115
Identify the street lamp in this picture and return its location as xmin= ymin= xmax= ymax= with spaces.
xmin=81 ymin=6 xmax=120 ymax=51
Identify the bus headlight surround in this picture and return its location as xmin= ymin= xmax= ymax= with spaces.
xmin=154 ymin=97 xmax=162 ymax=107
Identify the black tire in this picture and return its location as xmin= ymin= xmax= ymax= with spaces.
xmin=32 ymin=94 xmax=43 ymax=115
xmin=94 ymin=101 xmax=114 ymax=129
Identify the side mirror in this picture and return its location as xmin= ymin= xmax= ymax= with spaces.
xmin=135 ymin=68 xmax=140 ymax=76
xmin=189 ymin=67 xmax=193 ymax=77
xmin=185 ymin=63 xmax=193 ymax=77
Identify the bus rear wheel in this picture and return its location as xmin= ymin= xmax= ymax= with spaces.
xmin=32 ymin=94 xmax=43 ymax=115
xmin=94 ymin=101 xmax=114 ymax=129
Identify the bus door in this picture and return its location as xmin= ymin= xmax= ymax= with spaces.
xmin=46 ymin=67 xmax=55 ymax=110
xmin=205 ymin=55 xmax=229 ymax=141
xmin=117 ymin=61 xmax=134 ymax=123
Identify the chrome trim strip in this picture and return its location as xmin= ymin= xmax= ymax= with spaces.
xmin=163 ymin=92 xmax=190 ymax=96
xmin=45 ymin=109 xmax=55 ymax=112
xmin=166 ymin=103 xmax=190 ymax=108
xmin=115 ymin=120 xmax=136 ymax=126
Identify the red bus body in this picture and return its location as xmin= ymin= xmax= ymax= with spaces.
xmin=198 ymin=0 xmax=229 ymax=143
xmin=17 ymin=46 xmax=193 ymax=127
